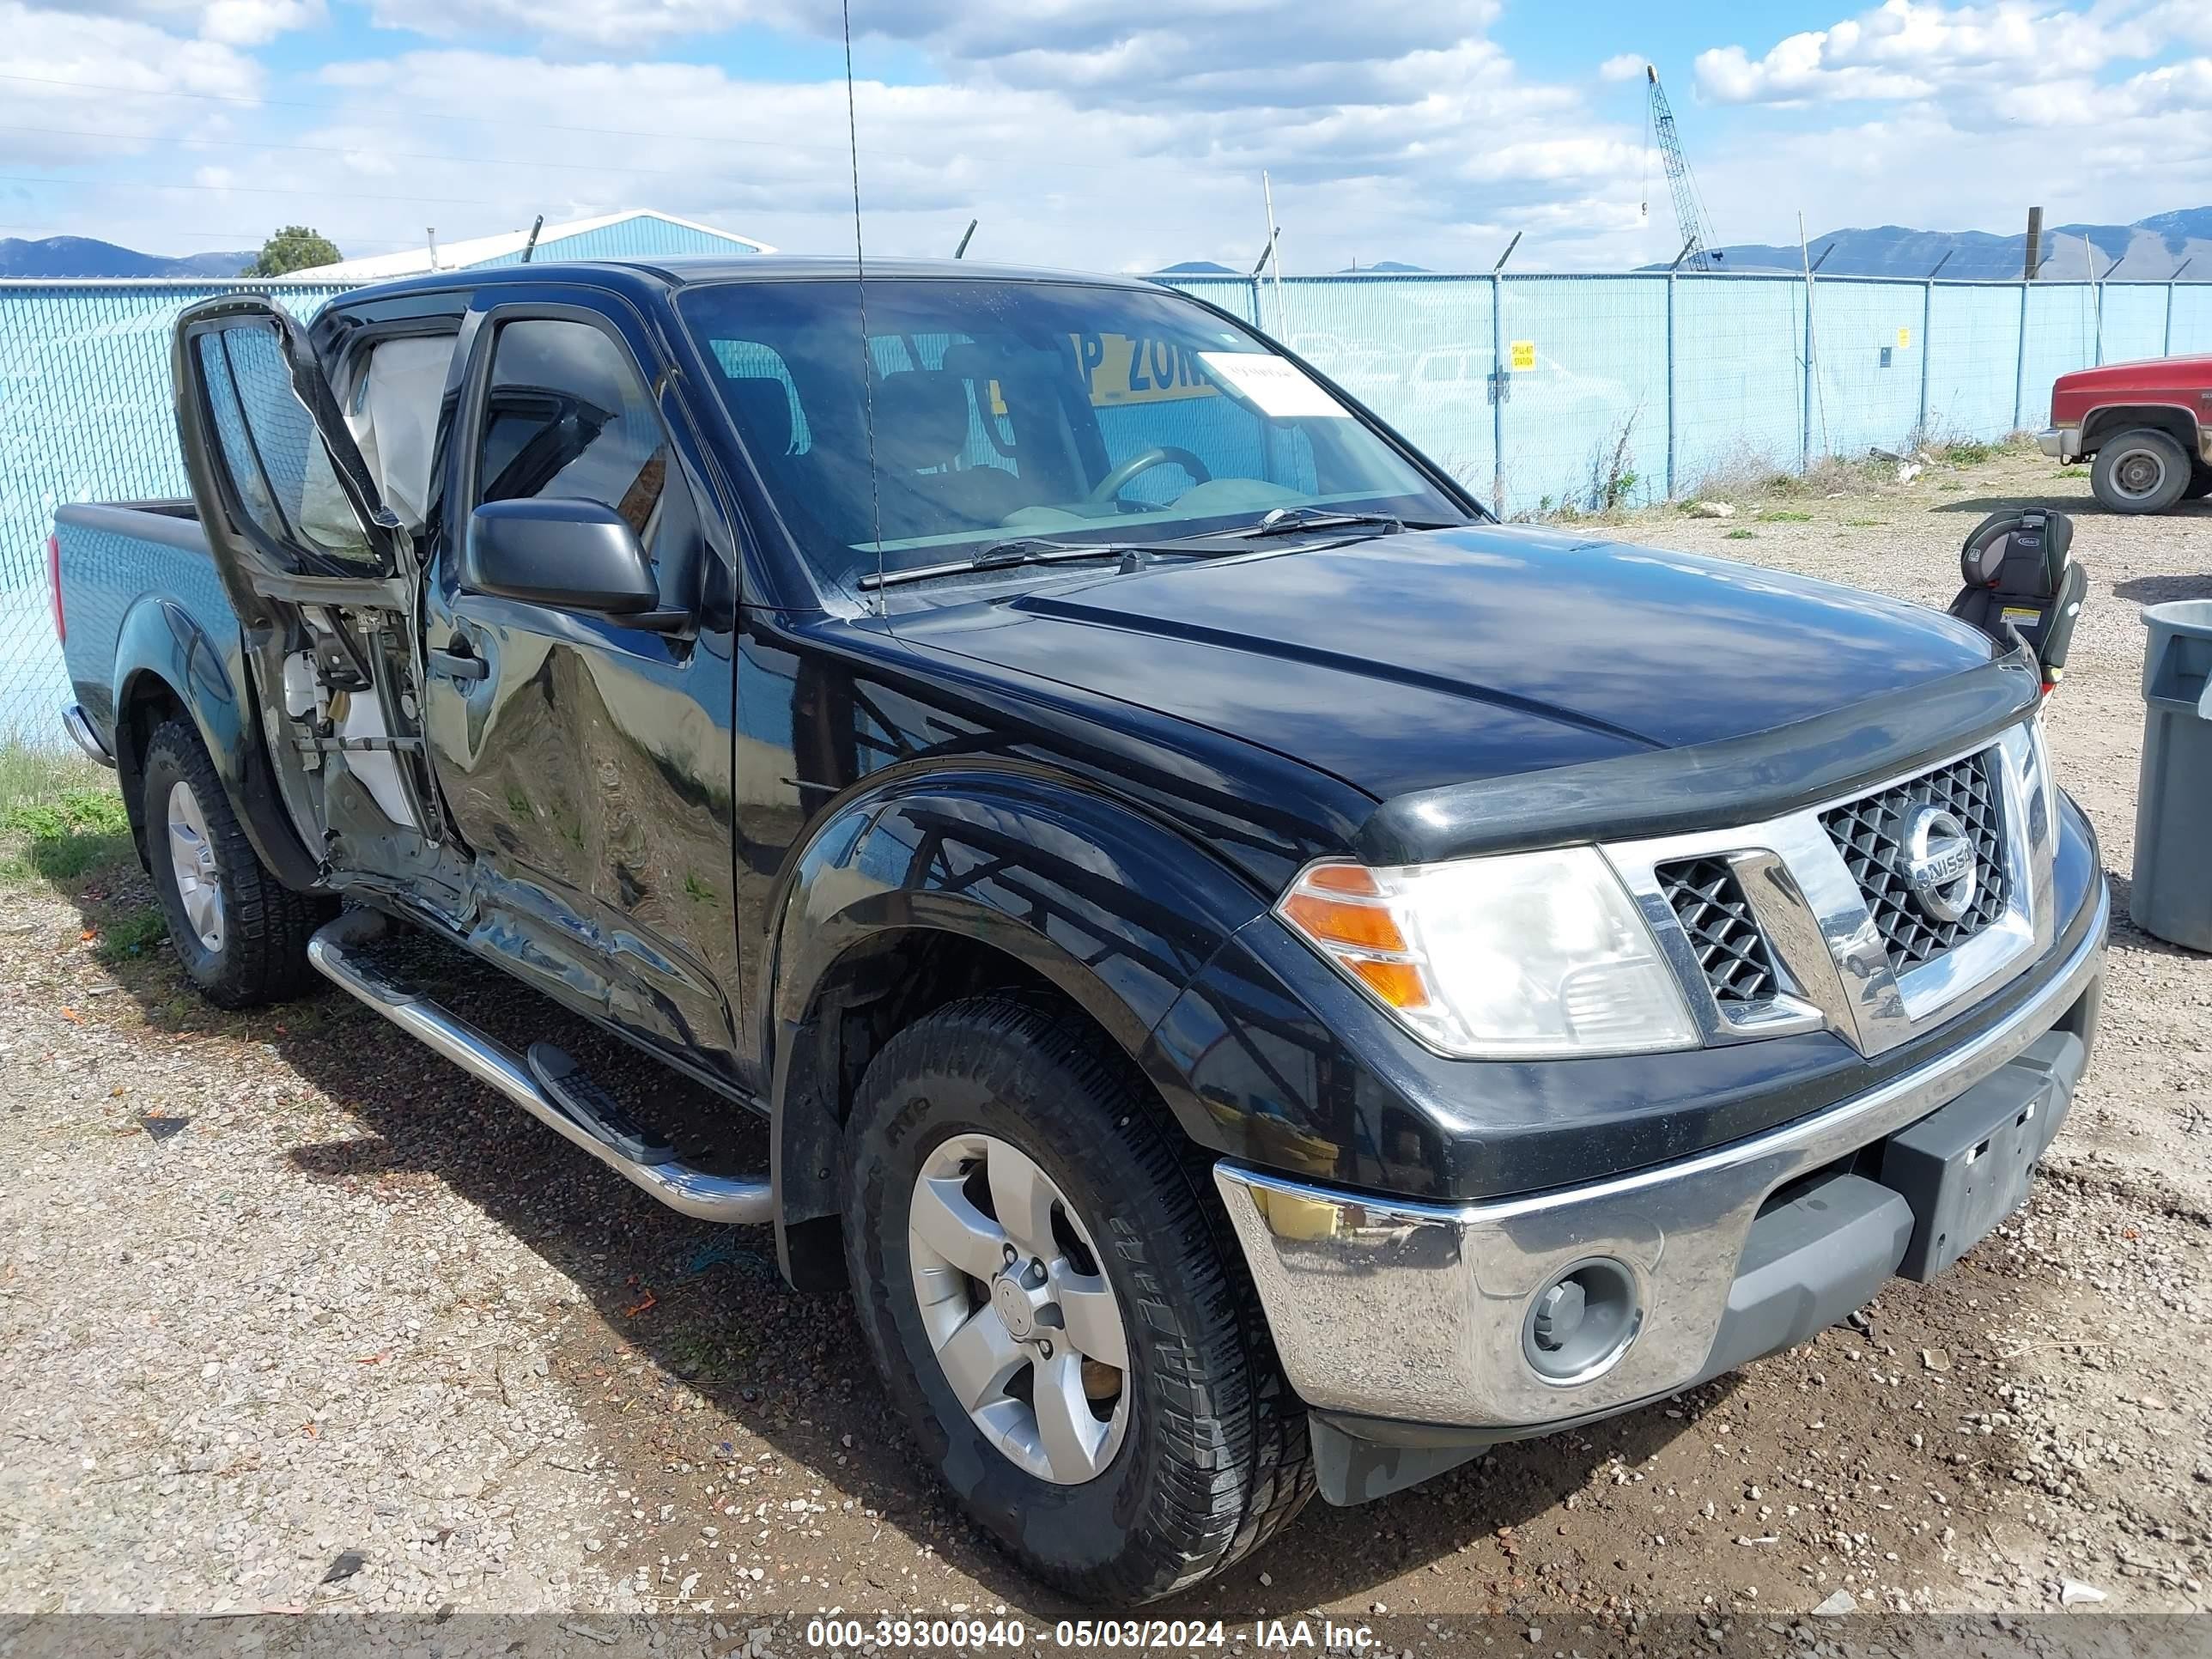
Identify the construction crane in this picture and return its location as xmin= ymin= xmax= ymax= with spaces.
xmin=1644 ymin=64 xmax=1723 ymax=272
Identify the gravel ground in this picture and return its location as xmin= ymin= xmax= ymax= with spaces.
xmin=1 ymin=447 xmax=2207 ymax=1650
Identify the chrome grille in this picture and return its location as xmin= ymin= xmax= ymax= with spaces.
xmin=1656 ymin=857 xmax=1778 ymax=1006
xmin=1821 ymin=750 xmax=2009 ymax=972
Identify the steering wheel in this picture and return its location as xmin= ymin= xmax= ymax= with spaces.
xmin=1085 ymin=446 xmax=1212 ymax=506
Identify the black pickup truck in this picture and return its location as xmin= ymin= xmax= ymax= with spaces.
xmin=52 ymin=257 xmax=2107 ymax=1603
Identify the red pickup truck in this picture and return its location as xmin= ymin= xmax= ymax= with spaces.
xmin=2039 ymin=356 xmax=2212 ymax=514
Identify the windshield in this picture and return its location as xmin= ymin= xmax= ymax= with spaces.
xmin=677 ymin=278 xmax=1471 ymax=592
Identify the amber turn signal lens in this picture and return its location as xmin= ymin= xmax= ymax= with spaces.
xmin=1346 ymin=957 xmax=1428 ymax=1009
xmin=1279 ymin=890 xmax=1409 ymax=954
xmin=1303 ymin=863 xmax=1381 ymax=896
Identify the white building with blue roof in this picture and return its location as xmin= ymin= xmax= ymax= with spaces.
xmin=295 ymin=209 xmax=775 ymax=278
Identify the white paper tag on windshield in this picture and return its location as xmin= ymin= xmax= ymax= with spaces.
xmin=1197 ymin=352 xmax=1349 ymax=417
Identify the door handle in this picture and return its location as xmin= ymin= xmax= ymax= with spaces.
xmin=427 ymin=643 xmax=488 ymax=683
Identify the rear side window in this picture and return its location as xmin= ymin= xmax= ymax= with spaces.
xmin=194 ymin=325 xmax=378 ymax=568
xmin=472 ymin=318 xmax=700 ymax=608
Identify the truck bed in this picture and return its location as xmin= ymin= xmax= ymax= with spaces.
xmin=54 ymin=499 xmax=230 ymax=750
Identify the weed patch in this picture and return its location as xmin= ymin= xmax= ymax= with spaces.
xmin=94 ymin=905 xmax=168 ymax=963
xmin=0 ymin=760 xmax=136 ymax=887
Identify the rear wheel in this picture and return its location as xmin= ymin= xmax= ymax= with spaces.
xmin=842 ymin=995 xmax=1311 ymax=1602
xmin=140 ymin=718 xmax=331 ymax=1008
xmin=2090 ymin=428 xmax=2191 ymax=514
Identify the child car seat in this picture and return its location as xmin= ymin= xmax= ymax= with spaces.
xmin=1948 ymin=507 xmax=2087 ymax=690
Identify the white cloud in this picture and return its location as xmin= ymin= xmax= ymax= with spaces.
xmin=1695 ymin=0 xmax=2175 ymax=106
xmin=1 ymin=3 xmax=264 ymax=168
xmin=33 ymin=0 xmax=323 ymax=43
xmin=202 ymin=0 xmax=325 ymax=47
xmin=1680 ymin=0 xmax=2212 ymax=246
xmin=249 ymin=3 xmax=1648 ymax=274
xmin=289 ymin=50 xmax=1503 ymax=267
xmin=25 ymin=0 xmax=2209 ymax=273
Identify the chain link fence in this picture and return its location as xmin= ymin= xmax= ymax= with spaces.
xmin=8 ymin=270 xmax=2210 ymax=741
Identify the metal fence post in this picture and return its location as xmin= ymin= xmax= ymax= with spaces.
xmin=1490 ymin=270 xmax=1505 ymax=516
xmin=1665 ymin=271 xmax=1678 ymax=499
xmin=2012 ymin=282 xmax=2029 ymax=433
xmin=2166 ymin=282 xmax=2176 ymax=356
xmin=1800 ymin=276 xmax=1813 ymax=471
xmin=1917 ymin=279 xmax=1933 ymax=439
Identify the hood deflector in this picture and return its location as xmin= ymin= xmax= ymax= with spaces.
xmin=1356 ymin=650 xmax=2042 ymax=866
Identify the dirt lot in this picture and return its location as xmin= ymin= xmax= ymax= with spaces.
xmin=2 ymin=447 xmax=2207 ymax=1650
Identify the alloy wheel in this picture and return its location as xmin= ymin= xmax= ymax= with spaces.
xmin=165 ymin=780 xmax=224 ymax=952
xmin=906 ymin=1133 xmax=1131 ymax=1485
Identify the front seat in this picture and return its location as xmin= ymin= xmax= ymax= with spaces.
xmin=869 ymin=370 xmax=1031 ymax=531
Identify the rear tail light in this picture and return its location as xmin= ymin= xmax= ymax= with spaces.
xmin=46 ymin=532 xmax=64 ymax=646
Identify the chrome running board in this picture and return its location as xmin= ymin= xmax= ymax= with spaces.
xmin=307 ymin=910 xmax=773 ymax=1224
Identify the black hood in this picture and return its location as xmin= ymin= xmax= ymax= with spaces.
xmin=895 ymin=525 xmax=2002 ymax=801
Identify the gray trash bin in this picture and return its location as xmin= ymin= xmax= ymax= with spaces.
xmin=2130 ymin=598 xmax=2212 ymax=951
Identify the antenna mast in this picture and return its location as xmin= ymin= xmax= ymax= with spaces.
xmin=840 ymin=0 xmax=884 ymax=612
xmin=1645 ymin=65 xmax=1721 ymax=273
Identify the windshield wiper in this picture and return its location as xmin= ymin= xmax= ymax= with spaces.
xmin=858 ymin=534 xmax=1272 ymax=591
xmin=1231 ymin=507 xmax=1408 ymax=539
xmin=856 ymin=538 xmax=1148 ymax=592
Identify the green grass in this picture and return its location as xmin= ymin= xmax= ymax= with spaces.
xmin=1754 ymin=509 xmax=1813 ymax=523
xmin=94 ymin=905 xmax=168 ymax=963
xmin=1843 ymin=517 xmax=1887 ymax=527
xmin=1934 ymin=439 xmax=1999 ymax=465
xmin=2057 ymin=465 xmax=2087 ymax=478
xmin=0 ymin=738 xmax=136 ymax=887
xmin=1723 ymin=527 xmax=1756 ymax=540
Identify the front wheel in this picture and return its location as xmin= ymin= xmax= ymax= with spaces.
xmin=2090 ymin=428 xmax=2191 ymax=514
xmin=140 ymin=717 xmax=331 ymax=1007
xmin=842 ymin=995 xmax=1311 ymax=1602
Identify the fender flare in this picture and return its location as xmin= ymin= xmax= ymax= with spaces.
xmin=109 ymin=594 xmax=323 ymax=892
xmin=762 ymin=764 xmax=1269 ymax=1279
xmin=2077 ymin=399 xmax=2206 ymax=459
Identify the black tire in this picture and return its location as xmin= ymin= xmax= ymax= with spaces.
xmin=842 ymin=995 xmax=1312 ymax=1602
xmin=2184 ymin=462 xmax=2212 ymax=502
xmin=2090 ymin=427 xmax=2191 ymax=514
xmin=140 ymin=717 xmax=331 ymax=1008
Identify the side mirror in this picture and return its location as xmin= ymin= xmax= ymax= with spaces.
xmin=463 ymin=498 xmax=659 ymax=616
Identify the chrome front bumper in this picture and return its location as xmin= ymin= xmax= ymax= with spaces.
xmin=2037 ymin=426 xmax=2077 ymax=460
xmin=1213 ymin=878 xmax=2108 ymax=1431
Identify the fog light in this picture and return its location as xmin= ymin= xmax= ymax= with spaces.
xmin=1522 ymin=1259 xmax=1640 ymax=1382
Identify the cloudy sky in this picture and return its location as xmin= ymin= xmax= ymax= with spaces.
xmin=7 ymin=0 xmax=2211 ymax=271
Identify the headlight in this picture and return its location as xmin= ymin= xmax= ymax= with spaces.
xmin=1275 ymin=849 xmax=1698 ymax=1059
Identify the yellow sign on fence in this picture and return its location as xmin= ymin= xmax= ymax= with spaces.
xmin=1509 ymin=340 xmax=1537 ymax=371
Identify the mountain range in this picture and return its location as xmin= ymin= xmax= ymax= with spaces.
xmin=1680 ymin=206 xmax=2212 ymax=281
xmin=0 ymin=236 xmax=263 ymax=278
xmin=15 ymin=207 xmax=2212 ymax=283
